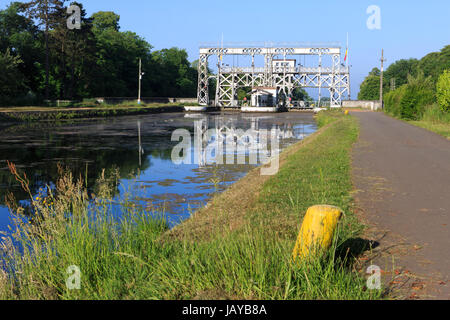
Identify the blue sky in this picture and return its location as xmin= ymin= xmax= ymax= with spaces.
xmin=2 ymin=0 xmax=449 ymax=98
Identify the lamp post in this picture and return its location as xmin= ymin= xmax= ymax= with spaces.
xmin=138 ymin=58 xmax=145 ymax=104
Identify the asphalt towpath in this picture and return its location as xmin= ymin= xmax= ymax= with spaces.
xmin=351 ymin=111 xmax=450 ymax=299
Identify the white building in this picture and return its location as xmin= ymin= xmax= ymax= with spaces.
xmin=250 ymin=87 xmax=278 ymax=107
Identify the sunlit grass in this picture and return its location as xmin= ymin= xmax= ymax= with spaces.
xmin=408 ymin=121 xmax=450 ymax=139
xmin=386 ymin=103 xmax=450 ymax=139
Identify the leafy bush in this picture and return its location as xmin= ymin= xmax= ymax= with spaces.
xmin=436 ymin=69 xmax=450 ymax=113
xmin=385 ymin=72 xmax=435 ymax=120
xmin=399 ymin=86 xmax=435 ymax=120
xmin=384 ymin=85 xmax=407 ymax=117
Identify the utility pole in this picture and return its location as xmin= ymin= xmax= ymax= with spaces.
xmin=380 ymin=49 xmax=386 ymax=109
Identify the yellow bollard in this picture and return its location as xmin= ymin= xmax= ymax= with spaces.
xmin=345 ymin=110 xmax=349 ymax=115
xmin=292 ymin=205 xmax=343 ymax=261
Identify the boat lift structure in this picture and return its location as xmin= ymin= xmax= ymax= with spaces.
xmin=197 ymin=42 xmax=350 ymax=108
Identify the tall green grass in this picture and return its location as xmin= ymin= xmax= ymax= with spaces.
xmin=408 ymin=104 xmax=450 ymax=138
xmin=0 ymin=112 xmax=382 ymax=300
xmin=421 ymin=103 xmax=450 ymax=123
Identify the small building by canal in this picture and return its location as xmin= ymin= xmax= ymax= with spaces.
xmin=250 ymin=87 xmax=278 ymax=107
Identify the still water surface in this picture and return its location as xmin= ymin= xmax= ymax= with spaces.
xmin=0 ymin=112 xmax=316 ymax=231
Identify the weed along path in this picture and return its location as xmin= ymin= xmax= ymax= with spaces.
xmin=351 ymin=111 xmax=450 ymax=299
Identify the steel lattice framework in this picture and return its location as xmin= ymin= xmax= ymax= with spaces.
xmin=197 ymin=43 xmax=350 ymax=107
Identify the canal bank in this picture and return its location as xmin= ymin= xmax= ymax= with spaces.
xmin=0 ymin=104 xmax=314 ymax=123
xmin=0 ymin=104 xmax=185 ymax=122
xmin=0 ymin=111 xmax=382 ymax=300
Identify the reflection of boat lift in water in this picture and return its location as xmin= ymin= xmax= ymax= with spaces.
xmin=138 ymin=120 xmax=145 ymax=167
xmin=184 ymin=113 xmax=206 ymax=119
xmin=194 ymin=117 xmax=209 ymax=167
xmin=193 ymin=116 xmax=308 ymax=167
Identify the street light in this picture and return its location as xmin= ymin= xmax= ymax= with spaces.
xmin=138 ymin=58 xmax=145 ymax=104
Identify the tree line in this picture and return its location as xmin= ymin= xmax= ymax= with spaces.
xmin=358 ymin=45 xmax=449 ymax=120
xmin=0 ymin=1 xmax=198 ymax=106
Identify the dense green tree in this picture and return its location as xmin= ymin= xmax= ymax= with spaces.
xmin=358 ymin=67 xmax=390 ymax=100
xmin=90 ymin=11 xmax=153 ymax=97
xmin=0 ymin=1 xmax=201 ymax=104
xmin=0 ymin=2 xmax=43 ymax=98
xmin=50 ymin=2 xmax=97 ymax=99
xmin=20 ymin=0 xmax=67 ymax=99
xmin=418 ymin=45 xmax=450 ymax=82
xmin=358 ymin=74 xmax=380 ymax=100
xmin=368 ymin=67 xmax=381 ymax=76
xmin=151 ymin=47 xmax=197 ymax=97
xmin=292 ymin=88 xmax=312 ymax=101
xmin=384 ymin=58 xmax=418 ymax=89
xmin=91 ymin=10 xmax=119 ymax=32
xmin=378 ymin=45 xmax=450 ymax=97
xmin=0 ymin=49 xmax=27 ymax=104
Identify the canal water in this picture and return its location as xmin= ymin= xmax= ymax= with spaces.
xmin=0 ymin=112 xmax=317 ymax=232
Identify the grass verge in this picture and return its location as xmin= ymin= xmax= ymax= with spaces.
xmin=407 ymin=120 xmax=450 ymax=139
xmin=385 ymin=103 xmax=450 ymax=139
xmin=408 ymin=104 xmax=450 ymax=138
xmin=0 ymin=111 xmax=382 ymax=300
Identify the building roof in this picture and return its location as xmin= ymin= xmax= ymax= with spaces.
xmin=252 ymin=86 xmax=277 ymax=90
xmin=251 ymin=87 xmax=277 ymax=95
